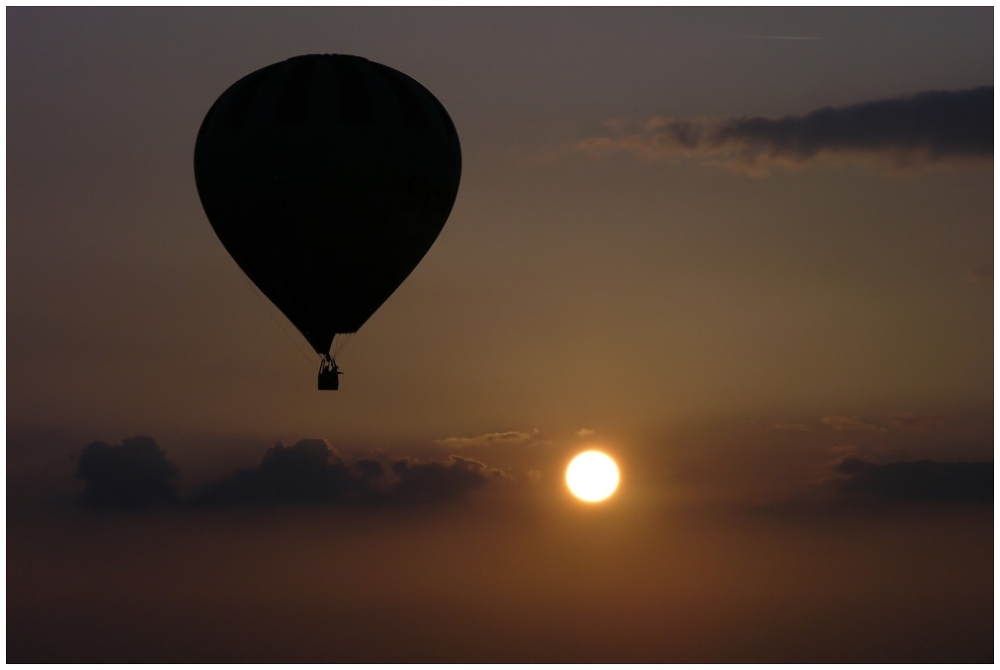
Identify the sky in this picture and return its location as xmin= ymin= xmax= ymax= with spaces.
xmin=7 ymin=7 xmax=994 ymax=662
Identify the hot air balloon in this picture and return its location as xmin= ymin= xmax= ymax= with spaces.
xmin=194 ymin=54 xmax=461 ymax=390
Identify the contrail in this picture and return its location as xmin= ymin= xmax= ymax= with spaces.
xmin=742 ymin=35 xmax=823 ymax=41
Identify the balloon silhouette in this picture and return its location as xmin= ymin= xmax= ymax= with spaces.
xmin=194 ymin=54 xmax=461 ymax=388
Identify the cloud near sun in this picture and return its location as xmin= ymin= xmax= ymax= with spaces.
xmin=72 ymin=435 xmax=991 ymax=512
xmin=564 ymin=87 xmax=992 ymax=174
xmin=434 ymin=430 xmax=544 ymax=449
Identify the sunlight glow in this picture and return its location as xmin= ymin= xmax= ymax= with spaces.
xmin=566 ymin=450 xmax=620 ymax=503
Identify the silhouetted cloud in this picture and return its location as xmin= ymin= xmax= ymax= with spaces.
xmin=195 ymin=439 xmax=363 ymax=506
xmin=391 ymin=455 xmax=509 ymax=502
xmin=568 ymin=87 xmax=992 ymax=174
xmin=833 ymin=456 xmax=992 ymax=503
xmin=194 ymin=439 xmax=511 ymax=508
xmin=355 ymin=457 xmax=386 ymax=482
xmin=75 ymin=436 xmax=179 ymax=510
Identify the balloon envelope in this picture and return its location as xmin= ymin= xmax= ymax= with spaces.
xmin=194 ymin=54 xmax=461 ymax=354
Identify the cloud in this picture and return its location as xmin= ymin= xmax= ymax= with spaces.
xmin=75 ymin=436 xmax=179 ymax=510
xmin=818 ymin=412 xmax=947 ymax=434
xmin=576 ymin=428 xmax=597 ymax=437
xmin=195 ymin=439 xmax=363 ymax=506
xmin=390 ymin=456 xmax=509 ymax=503
xmin=775 ymin=412 xmax=948 ymax=435
xmin=568 ymin=87 xmax=992 ymax=174
xmin=194 ymin=439 xmax=511 ymax=508
xmin=821 ymin=415 xmax=886 ymax=433
xmin=881 ymin=412 xmax=948 ymax=430
xmin=832 ymin=456 xmax=992 ymax=503
xmin=435 ymin=430 xmax=536 ymax=449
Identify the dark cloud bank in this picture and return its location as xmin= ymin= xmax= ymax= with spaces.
xmin=574 ymin=87 xmax=992 ymax=171
xmin=75 ymin=436 xmax=180 ymax=510
xmin=75 ymin=437 xmax=510 ymax=511
xmin=75 ymin=436 xmax=993 ymax=512
xmin=713 ymin=87 xmax=992 ymax=161
xmin=833 ymin=456 xmax=992 ymax=503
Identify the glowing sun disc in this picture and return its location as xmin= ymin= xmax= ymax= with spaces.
xmin=566 ymin=450 xmax=620 ymax=502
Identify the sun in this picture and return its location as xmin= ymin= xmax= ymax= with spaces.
xmin=566 ymin=450 xmax=620 ymax=503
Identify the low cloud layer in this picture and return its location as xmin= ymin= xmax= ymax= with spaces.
xmin=75 ymin=437 xmax=512 ymax=511
xmin=196 ymin=440 xmax=511 ymax=507
xmin=194 ymin=439 xmax=370 ymax=506
xmin=569 ymin=87 xmax=992 ymax=174
xmin=833 ymin=456 xmax=992 ymax=503
xmin=75 ymin=436 xmax=179 ymax=510
xmin=390 ymin=455 xmax=508 ymax=502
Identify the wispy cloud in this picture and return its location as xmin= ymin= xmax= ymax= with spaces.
xmin=881 ymin=412 xmax=948 ymax=430
xmin=435 ymin=430 xmax=538 ymax=449
xmin=821 ymin=415 xmax=886 ymax=433
xmin=775 ymin=412 xmax=950 ymax=435
xmin=770 ymin=422 xmax=815 ymax=432
xmin=562 ymin=87 xmax=992 ymax=175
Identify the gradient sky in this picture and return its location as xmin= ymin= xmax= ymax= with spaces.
xmin=7 ymin=7 xmax=994 ymax=662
